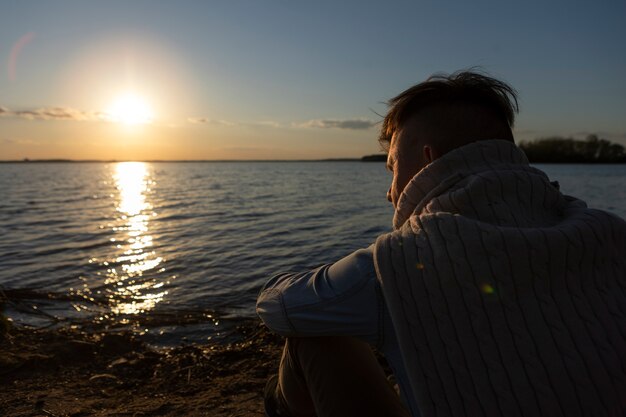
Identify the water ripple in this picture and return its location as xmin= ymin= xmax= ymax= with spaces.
xmin=1 ymin=161 xmax=624 ymax=341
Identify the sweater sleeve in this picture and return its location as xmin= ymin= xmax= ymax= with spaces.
xmin=256 ymin=245 xmax=383 ymax=346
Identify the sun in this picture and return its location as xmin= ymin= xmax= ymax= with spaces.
xmin=107 ymin=93 xmax=154 ymax=125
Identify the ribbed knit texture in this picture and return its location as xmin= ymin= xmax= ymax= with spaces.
xmin=374 ymin=140 xmax=626 ymax=417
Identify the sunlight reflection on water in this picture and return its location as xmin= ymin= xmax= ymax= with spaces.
xmin=105 ymin=162 xmax=169 ymax=316
xmin=2 ymin=162 xmax=625 ymax=343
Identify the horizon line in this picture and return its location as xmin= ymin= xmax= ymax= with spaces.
xmin=0 ymin=157 xmax=382 ymax=163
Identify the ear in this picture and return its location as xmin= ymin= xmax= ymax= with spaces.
xmin=423 ymin=145 xmax=436 ymax=164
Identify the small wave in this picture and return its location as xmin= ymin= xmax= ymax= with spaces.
xmin=5 ymin=162 xmax=620 ymax=342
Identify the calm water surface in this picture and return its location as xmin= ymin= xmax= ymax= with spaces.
xmin=0 ymin=162 xmax=624 ymax=343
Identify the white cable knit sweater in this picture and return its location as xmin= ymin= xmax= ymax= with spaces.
xmin=374 ymin=140 xmax=626 ymax=417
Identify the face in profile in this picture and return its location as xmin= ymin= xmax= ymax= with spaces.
xmin=385 ymin=119 xmax=434 ymax=208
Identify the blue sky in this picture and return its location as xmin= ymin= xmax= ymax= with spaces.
xmin=1 ymin=0 xmax=625 ymax=160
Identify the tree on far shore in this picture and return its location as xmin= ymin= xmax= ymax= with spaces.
xmin=362 ymin=135 xmax=626 ymax=163
xmin=519 ymin=135 xmax=626 ymax=163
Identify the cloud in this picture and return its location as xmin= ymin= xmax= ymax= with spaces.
xmin=187 ymin=117 xmax=236 ymax=126
xmin=296 ymin=118 xmax=377 ymax=130
xmin=187 ymin=117 xmax=208 ymax=124
xmin=187 ymin=117 xmax=377 ymax=130
xmin=0 ymin=137 xmax=37 ymax=145
xmin=0 ymin=105 xmax=105 ymax=121
xmin=257 ymin=120 xmax=281 ymax=128
xmin=187 ymin=117 xmax=281 ymax=128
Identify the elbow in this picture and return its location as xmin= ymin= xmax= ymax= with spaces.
xmin=256 ymin=288 xmax=296 ymax=336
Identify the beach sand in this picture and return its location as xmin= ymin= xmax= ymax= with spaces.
xmin=0 ymin=320 xmax=284 ymax=416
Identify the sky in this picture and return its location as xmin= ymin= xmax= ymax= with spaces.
xmin=1 ymin=0 xmax=625 ymax=160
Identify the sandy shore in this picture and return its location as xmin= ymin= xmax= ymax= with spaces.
xmin=0 ymin=320 xmax=284 ymax=416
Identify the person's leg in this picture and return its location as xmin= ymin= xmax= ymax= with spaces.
xmin=276 ymin=336 xmax=411 ymax=417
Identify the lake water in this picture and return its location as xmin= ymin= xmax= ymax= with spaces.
xmin=1 ymin=162 xmax=625 ymax=344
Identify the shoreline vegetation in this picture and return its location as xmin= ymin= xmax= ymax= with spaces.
xmin=362 ymin=135 xmax=626 ymax=163
xmin=2 ymin=136 xmax=625 ymax=164
xmin=519 ymin=135 xmax=626 ymax=163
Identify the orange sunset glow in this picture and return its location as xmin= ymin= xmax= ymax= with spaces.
xmin=1 ymin=2 xmax=626 ymax=416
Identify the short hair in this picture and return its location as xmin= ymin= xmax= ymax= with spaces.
xmin=379 ymin=70 xmax=519 ymax=152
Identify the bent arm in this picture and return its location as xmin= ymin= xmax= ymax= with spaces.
xmin=256 ymin=245 xmax=383 ymax=346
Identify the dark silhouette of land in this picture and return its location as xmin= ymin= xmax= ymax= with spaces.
xmin=361 ymin=135 xmax=626 ymax=163
xmin=361 ymin=154 xmax=387 ymax=162
xmin=519 ymin=135 xmax=626 ymax=163
xmin=0 ymin=158 xmax=364 ymax=163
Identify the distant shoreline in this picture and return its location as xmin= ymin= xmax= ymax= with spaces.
xmin=0 ymin=158 xmax=365 ymax=163
xmin=1 ymin=158 xmax=625 ymax=164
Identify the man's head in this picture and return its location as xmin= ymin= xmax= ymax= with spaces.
xmin=380 ymin=70 xmax=519 ymax=207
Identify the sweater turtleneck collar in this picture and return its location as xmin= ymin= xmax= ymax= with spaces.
xmin=393 ymin=139 xmax=535 ymax=230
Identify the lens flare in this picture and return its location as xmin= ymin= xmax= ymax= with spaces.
xmin=8 ymin=32 xmax=35 ymax=81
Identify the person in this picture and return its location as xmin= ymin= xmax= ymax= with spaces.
xmin=256 ymin=71 xmax=626 ymax=417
